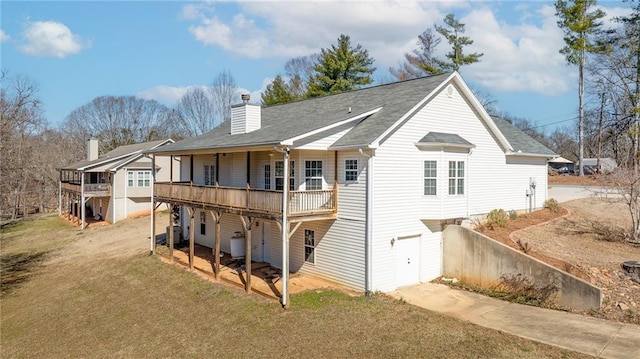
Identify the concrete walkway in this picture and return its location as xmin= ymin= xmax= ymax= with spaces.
xmin=548 ymin=185 xmax=619 ymax=203
xmin=389 ymin=283 xmax=640 ymax=359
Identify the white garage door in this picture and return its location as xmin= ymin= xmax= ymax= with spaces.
xmin=396 ymin=236 xmax=420 ymax=287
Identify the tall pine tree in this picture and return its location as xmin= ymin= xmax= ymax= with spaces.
xmin=555 ymin=0 xmax=609 ymax=176
xmin=435 ymin=14 xmax=483 ymax=72
xmin=307 ymin=34 xmax=376 ymax=97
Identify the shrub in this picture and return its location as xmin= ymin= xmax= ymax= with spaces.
xmin=544 ymin=198 xmax=560 ymax=213
xmin=508 ymin=210 xmax=518 ymax=220
xmin=486 ymin=209 xmax=508 ymax=229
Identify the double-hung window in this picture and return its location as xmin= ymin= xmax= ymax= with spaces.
xmin=137 ymin=171 xmax=151 ymax=187
xmin=263 ymin=164 xmax=271 ymax=190
xmin=304 ymin=229 xmax=315 ymax=264
xmin=345 ymin=159 xmax=358 ymax=182
xmin=200 ymin=211 xmax=206 ymax=235
xmin=423 ymin=160 xmax=437 ymax=195
xmin=275 ymin=161 xmax=295 ymax=191
xmin=305 ymin=160 xmax=323 ymax=190
xmin=448 ymin=161 xmax=465 ymax=195
xmin=127 ymin=171 xmax=134 ymax=187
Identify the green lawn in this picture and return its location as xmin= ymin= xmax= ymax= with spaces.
xmin=0 ymin=215 xmax=591 ymax=358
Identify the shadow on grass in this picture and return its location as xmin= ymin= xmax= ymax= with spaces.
xmin=1 ymin=251 xmax=47 ymax=297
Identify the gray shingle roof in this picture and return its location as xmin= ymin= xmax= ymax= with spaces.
xmin=490 ymin=116 xmax=556 ymax=156
xmin=149 ymin=73 xmax=451 ymax=154
xmin=417 ymin=132 xmax=474 ymax=148
xmin=62 ymin=139 xmax=172 ymax=171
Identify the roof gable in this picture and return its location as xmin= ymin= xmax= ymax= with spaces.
xmin=62 ymin=139 xmax=173 ymax=171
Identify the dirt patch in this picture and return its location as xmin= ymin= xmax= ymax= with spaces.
xmin=478 ymin=198 xmax=640 ymax=324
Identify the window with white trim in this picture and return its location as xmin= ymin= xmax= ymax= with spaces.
xmin=448 ymin=161 xmax=464 ymax=195
xmin=305 ymin=160 xmax=323 ymax=190
xmin=204 ymin=164 xmax=215 ymax=186
xmin=345 ymin=159 xmax=358 ymax=182
xmin=275 ymin=160 xmax=295 ymax=191
xmin=423 ymin=160 xmax=437 ymax=195
xmin=137 ymin=171 xmax=151 ymax=187
xmin=127 ymin=171 xmax=134 ymax=187
xmin=304 ymin=229 xmax=315 ymax=264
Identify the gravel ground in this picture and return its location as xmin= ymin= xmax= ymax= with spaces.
xmin=513 ymin=197 xmax=640 ymax=324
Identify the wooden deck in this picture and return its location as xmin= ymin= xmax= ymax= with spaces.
xmin=154 ymin=182 xmax=336 ymax=219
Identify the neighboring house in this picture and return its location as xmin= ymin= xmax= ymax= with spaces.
xmin=579 ymin=157 xmax=617 ymax=174
xmin=59 ymin=139 xmax=177 ymax=229
xmin=146 ymin=72 xmax=555 ymax=306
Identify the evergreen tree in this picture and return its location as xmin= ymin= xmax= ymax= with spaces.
xmin=435 ymin=13 xmax=483 ymax=72
xmin=261 ymin=75 xmax=296 ymax=106
xmin=555 ymin=0 xmax=609 ymax=176
xmin=307 ymin=34 xmax=376 ymax=97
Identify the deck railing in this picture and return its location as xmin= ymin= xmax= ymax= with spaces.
xmin=60 ymin=182 xmax=111 ymax=196
xmin=154 ymin=182 xmax=336 ymax=216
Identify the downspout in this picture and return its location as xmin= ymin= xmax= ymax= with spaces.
xmin=58 ymin=170 xmax=62 ymax=216
xmin=359 ymin=148 xmax=373 ymax=295
xmin=273 ymin=145 xmax=290 ymax=307
xmin=124 ymin=167 xmax=128 ymax=219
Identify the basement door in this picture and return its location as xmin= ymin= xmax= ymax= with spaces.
xmin=396 ymin=236 xmax=421 ymax=287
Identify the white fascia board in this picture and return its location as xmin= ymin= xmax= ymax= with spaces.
xmin=77 ymin=151 xmax=143 ymax=171
xmin=281 ymin=107 xmax=383 ymax=146
xmin=109 ymin=154 xmax=144 ymax=172
xmin=506 ymin=151 xmax=557 ymax=159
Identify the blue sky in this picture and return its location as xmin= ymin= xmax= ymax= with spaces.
xmin=0 ymin=1 xmax=633 ymax=134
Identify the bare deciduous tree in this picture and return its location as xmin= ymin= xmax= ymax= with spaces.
xmin=175 ymin=86 xmax=216 ymax=136
xmin=0 ymin=71 xmax=45 ymax=219
xmin=61 ymin=95 xmax=178 ymax=153
xmin=209 ymin=70 xmax=238 ymax=125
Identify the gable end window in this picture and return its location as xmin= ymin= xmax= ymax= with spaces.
xmin=448 ymin=161 xmax=464 ymax=195
xmin=423 ymin=160 xmax=437 ymax=195
xmin=304 ymin=229 xmax=315 ymax=264
xmin=345 ymin=159 xmax=358 ymax=182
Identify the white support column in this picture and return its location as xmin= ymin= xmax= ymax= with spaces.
xmin=150 ymin=155 xmax=156 ymax=254
xmin=81 ymin=173 xmax=86 ymax=230
xmin=282 ymin=148 xmax=290 ymax=308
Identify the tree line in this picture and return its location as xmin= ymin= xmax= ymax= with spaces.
xmin=1 ymin=3 xmax=638 ymax=220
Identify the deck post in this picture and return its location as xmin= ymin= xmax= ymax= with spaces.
xmin=189 ymin=207 xmax=195 ymax=271
xmin=169 ymin=203 xmax=174 ymax=262
xmin=211 ymin=211 xmax=221 ymax=281
xmin=240 ymin=215 xmax=253 ymax=293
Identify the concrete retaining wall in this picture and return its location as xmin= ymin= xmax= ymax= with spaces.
xmin=443 ymin=225 xmax=602 ymax=310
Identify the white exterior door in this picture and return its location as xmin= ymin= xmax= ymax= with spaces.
xmin=262 ymin=221 xmax=271 ymax=263
xmin=396 ymin=236 xmax=420 ymax=287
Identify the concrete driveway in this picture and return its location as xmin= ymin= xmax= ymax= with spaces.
xmin=390 ymin=283 xmax=640 ymax=359
xmin=548 ymin=185 xmax=619 ymax=203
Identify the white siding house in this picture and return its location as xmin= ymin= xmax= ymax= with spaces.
xmin=60 ymin=139 xmax=177 ymax=229
xmin=147 ymin=72 xmax=555 ymax=304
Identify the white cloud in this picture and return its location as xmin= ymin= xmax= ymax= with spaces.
xmin=182 ymin=1 xmax=629 ymax=96
xmin=137 ymin=85 xmax=194 ymax=106
xmin=138 ymin=83 xmax=265 ymax=107
xmin=460 ymin=5 xmax=571 ymax=95
xmin=20 ymin=20 xmax=89 ymax=58
xmin=0 ymin=30 xmax=10 ymax=42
